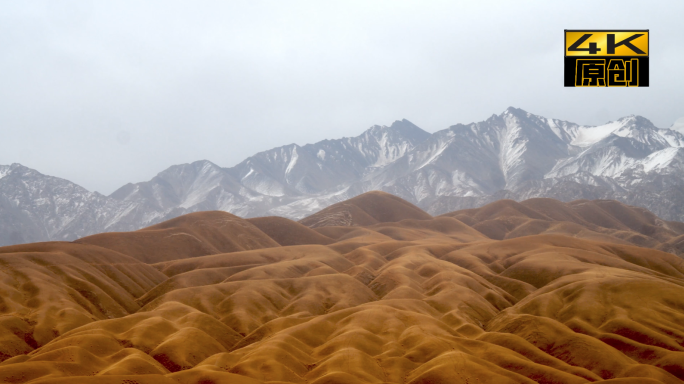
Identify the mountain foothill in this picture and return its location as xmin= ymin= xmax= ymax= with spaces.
xmin=0 ymin=191 xmax=683 ymax=383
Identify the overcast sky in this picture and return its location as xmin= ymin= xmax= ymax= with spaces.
xmin=1 ymin=1 xmax=683 ymax=194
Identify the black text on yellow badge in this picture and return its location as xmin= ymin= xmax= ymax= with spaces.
xmin=564 ymin=30 xmax=649 ymax=87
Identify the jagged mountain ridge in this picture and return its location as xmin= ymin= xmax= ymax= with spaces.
xmin=108 ymin=119 xmax=430 ymax=221
xmin=2 ymin=108 xmax=684 ymax=246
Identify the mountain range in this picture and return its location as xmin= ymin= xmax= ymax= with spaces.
xmin=2 ymin=107 xmax=684 ymax=246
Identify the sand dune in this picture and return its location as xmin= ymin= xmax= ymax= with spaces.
xmin=299 ymin=191 xmax=432 ymax=228
xmin=247 ymin=216 xmax=334 ymax=246
xmin=77 ymin=211 xmax=279 ymax=263
xmin=444 ymin=198 xmax=684 ymax=255
xmin=1 ymin=192 xmax=684 ymax=383
xmin=0 ymin=242 xmax=167 ymax=362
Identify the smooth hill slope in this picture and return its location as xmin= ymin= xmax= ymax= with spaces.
xmin=4 ymin=234 xmax=684 ymax=383
xmin=76 ymin=211 xmax=279 ymax=263
xmin=299 ymin=190 xmax=432 ymax=228
xmin=443 ymin=198 xmax=684 ymax=254
xmin=246 ymin=216 xmax=334 ymax=246
xmin=0 ymin=193 xmax=684 ymax=383
xmin=0 ymin=242 xmax=167 ymax=362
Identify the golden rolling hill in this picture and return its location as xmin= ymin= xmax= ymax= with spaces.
xmin=0 ymin=191 xmax=683 ymax=384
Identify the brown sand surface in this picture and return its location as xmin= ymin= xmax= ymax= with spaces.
xmin=1 ymin=192 xmax=684 ymax=383
xmin=77 ymin=211 xmax=279 ymax=263
xmin=247 ymin=217 xmax=334 ymax=246
xmin=443 ymin=198 xmax=684 ymax=255
xmin=299 ymin=191 xmax=432 ymax=228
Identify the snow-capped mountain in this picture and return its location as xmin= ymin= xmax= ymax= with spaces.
xmin=671 ymin=117 xmax=684 ymax=134
xmin=403 ymin=108 xmax=684 ymax=219
xmin=106 ymin=119 xmax=430 ymax=222
xmin=1 ymin=108 xmax=683 ymax=246
xmin=0 ymin=163 xmax=120 ymax=245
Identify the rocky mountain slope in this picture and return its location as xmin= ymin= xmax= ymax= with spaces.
xmin=2 ymin=108 xmax=684 ymax=246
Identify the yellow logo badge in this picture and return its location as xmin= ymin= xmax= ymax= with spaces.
xmin=564 ymin=30 xmax=648 ymax=87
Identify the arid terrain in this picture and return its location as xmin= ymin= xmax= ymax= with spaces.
xmin=0 ymin=191 xmax=683 ymax=383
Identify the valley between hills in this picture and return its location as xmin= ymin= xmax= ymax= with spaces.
xmin=0 ymin=191 xmax=684 ymax=383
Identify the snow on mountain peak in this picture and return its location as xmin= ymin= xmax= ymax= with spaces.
xmin=0 ymin=165 xmax=10 ymax=180
xmin=671 ymin=117 xmax=684 ymax=134
xmin=362 ymin=119 xmax=430 ymax=144
xmin=640 ymin=147 xmax=683 ymax=173
xmin=285 ymin=146 xmax=299 ymax=175
xmin=571 ymin=121 xmax=627 ymax=147
xmin=502 ymin=106 xmax=519 ymax=115
xmin=569 ymin=115 xmax=660 ymax=148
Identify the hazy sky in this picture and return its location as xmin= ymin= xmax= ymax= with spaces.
xmin=1 ymin=1 xmax=683 ymax=194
